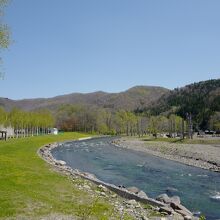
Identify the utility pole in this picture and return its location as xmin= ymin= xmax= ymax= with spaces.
xmin=186 ymin=112 xmax=193 ymax=139
xmin=181 ymin=117 xmax=185 ymax=140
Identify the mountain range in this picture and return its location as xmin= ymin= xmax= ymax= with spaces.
xmin=0 ymin=86 xmax=169 ymax=111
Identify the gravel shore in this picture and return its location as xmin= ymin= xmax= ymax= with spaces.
xmin=115 ymin=138 xmax=220 ymax=172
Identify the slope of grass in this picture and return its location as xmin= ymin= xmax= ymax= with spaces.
xmin=0 ymin=133 xmax=129 ymax=219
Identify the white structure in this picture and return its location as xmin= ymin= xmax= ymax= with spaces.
xmin=50 ymin=128 xmax=58 ymax=135
xmin=0 ymin=125 xmax=14 ymax=138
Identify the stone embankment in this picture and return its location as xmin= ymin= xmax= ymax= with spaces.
xmin=38 ymin=139 xmax=198 ymax=220
xmin=113 ymin=138 xmax=220 ymax=172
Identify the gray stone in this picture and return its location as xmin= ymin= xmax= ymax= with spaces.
xmin=159 ymin=206 xmax=173 ymax=215
xmin=55 ymin=160 xmax=66 ymax=166
xmin=100 ymin=192 xmax=106 ymax=197
xmin=98 ymin=184 xmax=108 ymax=192
xmin=156 ymin=193 xmax=171 ymax=204
xmin=170 ymin=196 xmax=181 ymax=204
xmin=127 ymin=186 xmax=140 ymax=194
xmin=175 ymin=209 xmax=192 ymax=217
xmin=141 ymin=216 xmax=149 ymax=220
xmin=166 ymin=187 xmax=178 ymax=193
xmin=184 ymin=216 xmax=192 ymax=220
xmin=83 ymin=184 xmax=91 ymax=190
xmin=126 ymin=199 xmax=138 ymax=206
xmin=170 ymin=202 xmax=192 ymax=216
xmin=137 ymin=190 xmax=148 ymax=198
xmin=83 ymin=172 xmax=96 ymax=179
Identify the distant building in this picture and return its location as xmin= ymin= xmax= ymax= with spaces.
xmin=0 ymin=125 xmax=14 ymax=139
xmin=50 ymin=128 xmax=58 ymax=135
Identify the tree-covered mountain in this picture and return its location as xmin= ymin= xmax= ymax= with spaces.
xmin=0 ymin=86 xmax=169 ymax=112
xmin=146 ymin=79 xmax=220 ymax=130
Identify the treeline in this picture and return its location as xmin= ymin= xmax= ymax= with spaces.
xmin=0 ymin=108 xmax=54 ymax=137
xmin=56 ymin=104 xmax=187 ymax=137
xmin=1 ymin=102 xmax=218 ymax=139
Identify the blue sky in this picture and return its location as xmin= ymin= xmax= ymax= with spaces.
xmin=0 ymin=0 xmax=220 ymax=99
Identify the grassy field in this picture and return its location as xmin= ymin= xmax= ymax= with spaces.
xmin=0 ymin=133 xmax=132 ymax=220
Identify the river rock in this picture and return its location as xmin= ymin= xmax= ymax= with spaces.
xmin=170 ymin=202 xmax=192 ymax=216
xmin=156 ymin=193 xmax=171 ymax=204
xmin=100 ymin=192 xmax=106 ymax=197
xmin=175 ymin=209 xmax=192 ymax=218
xmin=83 ymin=184 xmax=91 ymax=190
xmin=166 ymin=187 xmax=178 ymax=194
xmin=170 ymin=196 xmax=181 ymax=204
xmin=55 ymin=160 xmax=66 ymax=166
xmin=83 ymin=172 xmax=97 ymax=179
xmin=141 ymin=216 xmax=149 ymax=220
xmin=98 ymin=184 xmax=108 ymax=192
xmin=159 ymin=206 xmax=173 ymax=215
xmin=127 ymin=186 xmax=140 ymax=194
xmin=137 ymin=190 xmax=148 ymax=198
xmin=126 ymin=199 xmax=138 ymax=206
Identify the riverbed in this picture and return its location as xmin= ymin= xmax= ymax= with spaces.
xmin=51 ymin=137 xmax=220 ymax=220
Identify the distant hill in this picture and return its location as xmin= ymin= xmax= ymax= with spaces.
xmin=147 ymin=79 xmax=220 ymax=129
xmin=0 ymin=86 xmax=169 ymax=111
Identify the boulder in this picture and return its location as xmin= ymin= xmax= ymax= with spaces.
xmin=83 ymin=172 xmax=97 ymax=179
xmin=166 ymin=187 xmax=178 ymax=194
xmin=175 ymin=209 xmax=192 ymax=218
xmin=170 ymin=202 xmax=192 ymax=216
xmin=137 ymin=190 xmax=148 ymax=198
xmin=126 ymin=199 xmax=137 ymax=206
xmin=170 ymin=196 xmax=181 ymax=204
xmin=127 ymin=186 xmax=140 ymax=194
xmin=55 ymin=160 xmax=66 ymax=166
xmin=141 ymin=216 xmax=149 ymax=220
xmin=83 ymin=184 xmax=91 ymax=190
xmin=98 ymin=184 xmax=108 ymax=192
xmin=159 ymin=206 xmax=173 ymax=215
xmin=100 ymin=192 xmax=106 ymax=197
xmin=156 ymin=194 xmax=171 ymax=204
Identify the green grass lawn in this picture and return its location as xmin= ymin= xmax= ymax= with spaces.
xmin=0 ymin=133 xmax=130 ymax=219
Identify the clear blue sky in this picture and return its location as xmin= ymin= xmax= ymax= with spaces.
xmin=1 ymin=0 xmax=220 ymax=99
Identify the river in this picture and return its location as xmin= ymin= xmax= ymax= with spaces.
xmin=51 ymin=137 xmax=220 ymax=219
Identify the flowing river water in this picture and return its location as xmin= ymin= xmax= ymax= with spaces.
xmin=51 ymin=137 xmax=220 ymax=219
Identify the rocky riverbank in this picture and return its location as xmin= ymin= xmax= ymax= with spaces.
xmin=113 ymin=138 xmax=220 ymax=172
xmin=38 ymin=139 xmax=198 ymax=220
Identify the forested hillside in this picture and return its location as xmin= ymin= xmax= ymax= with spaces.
xmin=146 ymin=79 xmax=220 ymax=130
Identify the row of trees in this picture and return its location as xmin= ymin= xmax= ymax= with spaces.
xmin=3 ymin=104 xmax=218 ymax=139
xmin=0 ymin=108 xmax=54 ymax=138
xmin=209 ymin=112 xmax=220 ymax=131
xmin=56 ymin=104 xmax=187 ymax=138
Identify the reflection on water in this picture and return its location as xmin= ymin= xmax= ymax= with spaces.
xmin=52 ymin=137 xmax=220 ymax=220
